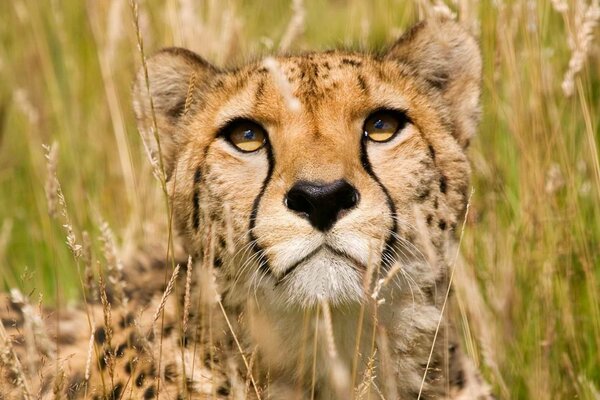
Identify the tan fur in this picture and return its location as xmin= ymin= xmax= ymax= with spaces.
xmin=1 ymin=18 xmax=493 ymax=399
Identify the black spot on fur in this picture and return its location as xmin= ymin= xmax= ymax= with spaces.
xmin=438 ymin=220 xmax=447 ymax=231
xmin=181 ymin=333 xmax=192 ymax=347
xmin=66 ymin=373 xmax=85 ymax=399
xmin=451 ymin=364 xmax=466 ymax=389
xmin=116 ymin=342 xmax=127 ymax=357
xmin=217 ymin=384 xmax=230 ymax=396
xmin=57 ymin=333 xmax=77 ymax=345
xmin=341 ymin=58 xmax=362 ymax=67
xmin=144 ymin=386 xmax=157 ymax=399
xmin=98 ymin=353 xmax=107 ymax=370
xmin=439 ymin=176 xmax=447 ymax=194
xmin=119 ymin=312 xmax=135 ymax=328
xmin=417 ymin=187 xmax=431 ymax=202
xmin=135 ymin=373 xmax=145 ymax=387
xmin=165 ymin=363 xmax=178 ymax=382
xmin=124 ymin=358 xmax=136 ymax=375
xmin=214 ymin=257 xmax=223 ymax=268
xmin=426 ymin=214 xmax=433 ymax=226
xmin=255 ymin=79 xmax=265 ymax=100
xmin=148 ymin=363 xmax=158 ymax=377
xmin=94 ymin=327 xmax=106 ymax=344
xmin=163 ymin=323 xmax=174 ymax=337
xmin=110 ymin=383 xmax=123 ymax=400
xmin=357 ymin=74 xmax=368 ymax=93
xmin=168 ymin=100 xmax=186 ymax=119
xmin=426 ymin=71 xmax=449 ymax=90
xmin=128 ymin=331 xmax=144 ymax=349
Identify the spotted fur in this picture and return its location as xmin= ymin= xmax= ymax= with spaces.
xmin=1 ymin=18 xmax=493 ymax=399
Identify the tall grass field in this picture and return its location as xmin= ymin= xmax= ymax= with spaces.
xmin=0 ymin=0 xmax=599 ymax=398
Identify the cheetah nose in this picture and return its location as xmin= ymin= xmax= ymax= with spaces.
xmin=285 ymin=179 xmax=359 ymax=231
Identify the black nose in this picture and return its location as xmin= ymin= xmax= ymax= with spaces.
xmin=285 ymin=179 xmax=359 ymax=231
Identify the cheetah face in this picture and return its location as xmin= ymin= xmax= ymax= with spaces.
xmin=133 ymin=19 xmax=481 ymax=308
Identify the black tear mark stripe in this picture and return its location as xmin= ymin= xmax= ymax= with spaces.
xmin=192 ymin=167 xmax=202 ymax=231
xmin=248 ymin=144 xmax=275 ymax=275
xmin=359 ymin=140 xmax=398 ymax=268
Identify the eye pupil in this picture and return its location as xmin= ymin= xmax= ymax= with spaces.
xmin=243 ymin=129 xmax=255 ymax=140
xmin=374 ymin=119 xmax=385 ymax=130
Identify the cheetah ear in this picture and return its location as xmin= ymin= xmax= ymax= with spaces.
xmin=132 ymin=47 xmax=217 ymax=178
xmin=385 ymin=18 xmax=482 ymax=147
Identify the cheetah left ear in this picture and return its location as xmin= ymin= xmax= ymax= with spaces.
xmin=385 ymin=18 xmax=482 ymax=147
xmin=132 ymin=47 xmax=217 ymax=179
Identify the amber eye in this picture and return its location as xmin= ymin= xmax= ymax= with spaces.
xmin=224 ymin=120 xmax=267 ymax=152
xmin=363 ymin=110 xmax=409 ymax=142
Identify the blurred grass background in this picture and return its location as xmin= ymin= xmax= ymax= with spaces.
xmin=0 ymin=0 xmax=598 ymax=398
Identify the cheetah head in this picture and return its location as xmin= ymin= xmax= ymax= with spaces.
xmin=133 ymin=19 xmax=481 ymax=309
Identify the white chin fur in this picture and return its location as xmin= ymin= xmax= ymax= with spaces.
xmin=279 ymin=249 xmax=364 ymax=308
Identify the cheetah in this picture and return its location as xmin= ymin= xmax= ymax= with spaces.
xmin=1 ymin=18 xmax=493 ymax=399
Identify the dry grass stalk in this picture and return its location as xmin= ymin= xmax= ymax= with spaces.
xmin=562 ymin=0 xmax=600 ymax=96
xmin=52 ymin=366 xmax=66 ymax=397
xmin=217 ymin=300 xmax=262 ymax=400
xmin=320 ymin=301 xmax=350 ymax=397
xmin=43 ymin=142 xmax=59 ymax=218
xmin=105 ymin=0 xmax=125 ymax=66
xmin=363 ymin=238 xmax=383 ymax=294
xmin=99 ymin=219 xmax=127 ymax=306
xmin=43 ymin=143 xmax=82 ymax=259
xmin=224 ymin=203 xmax=235 ymax=255
xmin=354 ymin=349 xmax=377 ymax=400
xmin=182 ymin=255 xmax=193 ymax=334
xmin=551 ymin=0 xmax=568 ymax=13
xmin=262 ymin=57 xmax=301 ymax=112
xmin=10 ymin=289 xmax=54 ymax=360
xmin=98 ymin=273 xmax=113 ymax=357
xmin=279 ymin=0 xmax=306 ymax=52
xmin=84 ymin=329 xmax=94 ymax=381
xmin=183 ymin=71 xmax=198 ymax=116
xmin=0 ymin=319 xmax=32 ymax=399
xmin=81 ymin=231 xmax=97 ymax=302
xmin=129 ymin=0 xmax=168 ymax=190
xmin=151 ymin=264 xmax=181 ymax=325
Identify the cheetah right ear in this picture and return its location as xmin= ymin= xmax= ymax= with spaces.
xmin=385 ymin=18 xmax=482 ymax=147
xmin=132 ymin=47 xmax=217 ymax=179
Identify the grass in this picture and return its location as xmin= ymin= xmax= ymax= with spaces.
xmin=0 ymin=0 xmax=598 ymax=398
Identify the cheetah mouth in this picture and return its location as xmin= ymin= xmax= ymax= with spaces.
xmin=275 ymin=244 xmax=366 ymax=284
xmin=269 ymin=245 xmax=367 ymax=306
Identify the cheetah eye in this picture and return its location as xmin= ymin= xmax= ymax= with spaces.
xmin=363 ymin=110 xmax=409 ymax=143
xmin=223 ymin=119 xmax=267 ymax=153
